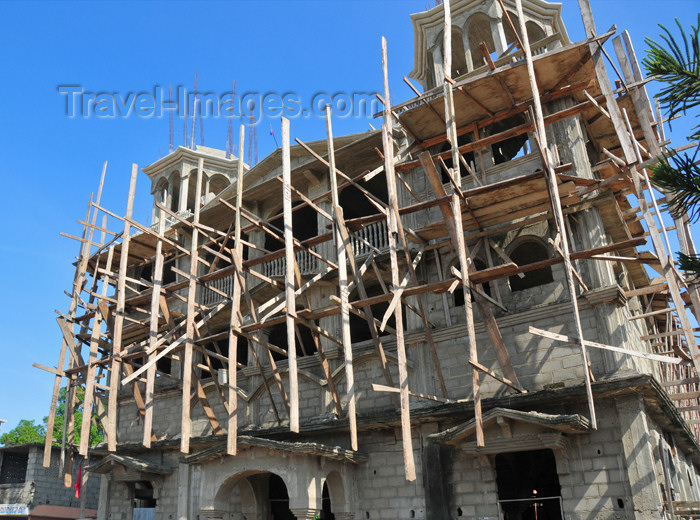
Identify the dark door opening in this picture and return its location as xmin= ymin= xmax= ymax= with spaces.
xmin=269 ymin=473 xmax=296 ymax=520
xmin=320 ymin=481 xmax=335 ymax=519
xmin=495 ymin=449 xmax=563 ymax=520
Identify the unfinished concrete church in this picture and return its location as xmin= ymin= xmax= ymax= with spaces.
xmin=38 ymin=0 xmax=700 ymax=519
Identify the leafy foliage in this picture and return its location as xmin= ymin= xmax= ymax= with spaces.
xmin=650 ymin=147 xmax=700 ymax=221
xmin=0 ymin=420 xmax=46 ymax=446
xmin=645 ymin=17 xmax=700 ymax=278
xmin=1 ymin=387 xmax=103 ymax=447
xmin=644 ymin=15 xmax=700 ymax=134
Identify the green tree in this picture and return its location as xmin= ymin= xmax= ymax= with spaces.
xmin=0 ymin=420 xmax=46 ymax=446
xmin=1 ymin=387 xmax=103 ymax=447
xmin=644 ymin=15 xmax=700 ymax=277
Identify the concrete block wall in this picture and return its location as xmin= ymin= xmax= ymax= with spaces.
xmin=0 ymin=446 xmax=99 ymax=510
xmin=353 ymin=428 xmax=426 ymax=520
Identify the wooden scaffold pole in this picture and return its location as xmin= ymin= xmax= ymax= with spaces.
xmin=181 ymin=158 xmax=204 ymax=453
xmin=517 ymin=0 xmax=596 ymax=428
xmin=227 ymin=124 xmax=246 ymax=455
xmin=281 ymin=117 xmax=300 ymax=433
xmin=325 ymin=105 xmax=358 ymax=450
xmin=382 ymin=35 xmax=416 ymax=482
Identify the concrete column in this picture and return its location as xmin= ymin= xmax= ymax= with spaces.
xmin=177 ymin=463 xmax=191 ymax=520
xmin=431 ymin=46 xmax=444 ymax=85
xmin=490 ymin=17 xmax=508 ymax=56
xmin=179 ymin=173 xmax=190 ymax=214
xmin=615 ymin=394 xmax=664 ymax=519
xmin=97 ymin=475 xmax=110 ymax=520
xmin=290 ymin=508 xmax=319 ymax=519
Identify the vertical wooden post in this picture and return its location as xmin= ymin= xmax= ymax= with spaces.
xmin=578 ymin=0 xmax=638 ymax=168
xmin=281 ymin=117 xmax=300 ymax=433
xmin=517 ymin=0 xmax=596 ymax=428
xmin=143 ymin=209 xmax=165 ymax=447
xmin=227 ymin=124 xmax=246 ymax=455
xmin=326 ymin=106 xmax=358 ymax=450
xmin=79 ymin=245 xmax=114 ymax=456
xmin=181 ymin=158 xmax=204 ymax=453
xmin=108 ymin=164 xmax=139 ymax=451
xmin=46 ymin=164 xmax=107 ymax=467
xmin=382 ymin=36 xmax=416 ymax=482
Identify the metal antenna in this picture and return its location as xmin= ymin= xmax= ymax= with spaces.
xmin=226 ymin=80 xmax=237 ymax=158
xmin=168 ymin=84 xmax=174 ymax=153
xmin=192 ymin=71 xmax=199 ymax=149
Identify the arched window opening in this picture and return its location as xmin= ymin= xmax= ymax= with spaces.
xmin=169 ymin=172 xmax=180 ymax=212
xmin=320 ymin=481 xmax=336 ymax=520
xmin=439 ymin=135 xmax=476 ymax=184
xmin=267 ymin=322 xmax=317 ymax=361
xmin=208 ymin=173 xmax=229 ymax=199
xmin=185 ymin=170 xmax=198 ymax=213
xmin=265 ymin=203 xmax=318 ymax=252
xmin=490 ymin=115 xmax=529 ymax=164
xmin=435 ymin=27 xmax=469 ymax=78
xmin=155 ymin=178 xmax=168 ymax=207
xmin=201 ymin=336 xmax=249 ymax=379
xmin=526 ymin=21 xmax=546 ymax=44
xmin=339 ymin=175 xmax=388 ymax=220
xmin=467 ymin=13 xmax=496 ymax=70
xmin=503 ymin=11 xmax=521 ymax=48
xmin=162 ymin=257 xmax=177 ymax=286
xmin=349 ymin=284 xmax=405 ymax=344
xmin=268 ymin=474 xmax=295 ymax=520
xmin=453 ymin=259 xmax=490 ymax=307
xmin=508 ymin=240 xmax=553 ymax=291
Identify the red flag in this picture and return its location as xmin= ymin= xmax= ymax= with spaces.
xmin=74 ymin=464 xmax=82 ymax=499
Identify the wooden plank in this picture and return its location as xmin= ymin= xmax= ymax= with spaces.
xmin=528 ymin=326 xmax=689 ymax=365
xmin=578 ymin=0 xmax=638 ymax=166
xmin=383 ymin=35 xmax=416 ymax=482
xmin=326 ymin=107 xmax=362 ymax=434
xmin=519 ymin=0 xmax=596 ymax=428
xmin=107 ymin=164 xmax=138 ymax=452
xmin=227 ymin=124 xmax=245 ymax=456
xmin=143 ymin=209 xmax=165 ymax=448
xmin=181 ymin=158 xmax=204 ymax=453
xmin=420 ymin=151 xmax=521 ymax=393
xmin=79 ymin=246 xmax=114 ymax=456
xmin=281 ymin=117 xmax=300 ymax=434
xmin=469 ymin=360 xmax=526 ymax=393
xmin=371 ymin=383 xmax=450 ymax=404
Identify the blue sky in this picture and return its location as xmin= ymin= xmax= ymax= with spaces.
xmin=0 ymin=0 xmax=697 ymax=439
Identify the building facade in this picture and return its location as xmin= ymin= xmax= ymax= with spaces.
xmin=41 ymin=1 xmax=700 ymax=519
xmin=0 ymin=444 xmax=99 ymax=520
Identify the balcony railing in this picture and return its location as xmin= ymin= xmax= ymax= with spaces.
xmin=200 ymin=222 xmax=391 ymax=305
xmin=261 ymin=247 xmax=320 ymax=279
xmin=350 ymin=220 xmax=389 ymax=257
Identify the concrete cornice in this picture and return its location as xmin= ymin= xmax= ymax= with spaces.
xmin=142 ymin=145 xmax=242 ymax=179
xmin=408 ymin=0 xmax=568 ymax=86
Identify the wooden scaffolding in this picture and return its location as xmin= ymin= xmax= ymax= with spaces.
xmin=38 ymin=0 xmax=700 ymax=487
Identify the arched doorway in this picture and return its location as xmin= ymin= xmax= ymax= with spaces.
xmin=215 ymin=471 xmax=297 ymax=520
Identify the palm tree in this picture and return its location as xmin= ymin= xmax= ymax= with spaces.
xmin=644 ymin=15 xmax=700 ymax=277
